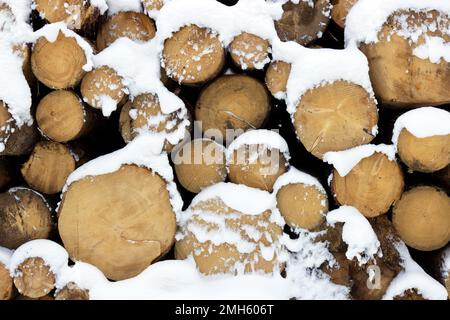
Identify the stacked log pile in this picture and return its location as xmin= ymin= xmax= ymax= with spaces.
xmin=0 ymin=0 xmax=448 ymax=300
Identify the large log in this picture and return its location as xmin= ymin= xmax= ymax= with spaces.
xmin=195 ymin=75 xmax=270 ymax=137
xmin=0 ymin=188 xmax=52 ymax=249
xmin=58 ymin=165 xmax=177 ymax=280
xmin=162 ymin=25 xmax=225 ymax=85
xmin=96 ymin=11 xmax=156 ymax=51
xmin=21 ymin=141 xmax=76 ymax=194
xmin=36 ymin=90 xmax=95 ymax=143
xmin=293 ymin=81 xmax=378 ymax=159
xmin=393 ymin=186 xmax=450 ymax=251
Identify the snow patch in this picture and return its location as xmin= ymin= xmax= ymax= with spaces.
xmin=0 ymin=246 xmax=13 ymax=267
xmin=273 ymin=166 xmax=326 ymax=196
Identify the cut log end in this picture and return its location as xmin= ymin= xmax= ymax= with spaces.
xmin=0 ymin=188 xmax=52 ymax=249
xmin=80 ymin=66 xmax=126 ymax=110
xmin=21 ymin=141 xmax=76 ymax=194
xmin=96 ymin=11 xmax=156 ymax=51
xmin=294 ymin=81 xmax=378 ymax=159
xmin=276 ymin=183 xmax=328 ymax=230
xmin=163 ymin=25 xmax=225 ymax=85
xmin=55 ymin=282 xmax=89 ymax=300
xmin=275 ymin=0 xmax=331 ymax=45
xmin=265 ymin=61 xmax=291 ymax=98
xmin=195 ymin=75 xmax=270 ymax=137
xmin=31 ymin=31 xmax=87 ymax=89
xmin=0 ymin=262 xmax=14 ymax=300
xmin=36 ymin=90 xmax=90 ymax=143
xmin=331 ymin=0 xmax=358 ymax=29
xmin=397 ymin=129 xmax=450 ymax=173
xmin=331 ymin=152 xmax=404 ymax=218
xmin=229 ymin=32 xmax=270 ymax=70
xmin=174 ymin=139 xmax=227 ymax=193
xmin=58 ymin=165 xmax=177 ymax=280
xmin=393 ymin=186 xmax=450 ymax=251
xmin=13 ymin=257 xmax=56 ymax=299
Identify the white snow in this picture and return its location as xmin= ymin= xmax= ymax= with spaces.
xmin=9 ymin=239 xmax=69 ymax=276
xmin=441 ymin=246 xmax=450 ymax=280
xmin=345 ymin=0 xmax=450 ymax=45
xmin=189 ymin=182 xmax=276 ymax=216
xmin=324 ymin=144 xmax=397 ymax=177
xmin=383 ymin=242 xmax=448 ymax=300
xmin=105 ymin=0 xmax=143 ymax=16
xmin=273 ymin=166 xmax=326 ymax=196
xmin=326 ymin=206 xmax=381 ymax=266
xmin=226 ymin=129 xmax=290 ymax=161
xmin=62 ymin=132 xmax=183 ymax=214
xmin=413 ymin=36 xmax=450 ymax=63
xmin=90 ymin=0 xmax=109 ymax=15
xmin=0 ymin=246 xmax=13 ymax=267
xmin=392 ymin=107 xmax=450 ymax=149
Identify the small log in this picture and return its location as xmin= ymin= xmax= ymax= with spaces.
xmin=275 ymin=0 xmax=332 ymax=46
xmin=143 ymin=0 xmax=164 ymax=12
xmin=13 ymin=257 xmax=56 ymax=299
xmin=331 ymin=152 xmax=404 ymax=218
xmin=229 ymin=32 xmax=271 ymax=70
xmin=31 ymin=31 xmax=88 ymax=89
xmin=0 ymin=187 xmax=52 ymax=249
xmin=96 ymin=11 xmax=156 ymax=51
xmin=393 ymin=186 xmax=450 ymax=251
xmin=293 ymin=81 xmax=378 ymax=159
xmin=265 ymin=60 xmax=291 ymax=98
xmin=228 ymin=145 xmax=287 ymax=192
xmin=195 ymin=75 xmax=270 ymax=137
xmin=55 ymin=282 xmax=89 ymax=300
xmin=58 ymin=165 xmax=177 ymax=280
xmin=0 ymin=101 xmax=38 ymax=156
xmin=331 ymin=0 xmax=358 ymax=29
xmin=21 ymin=141 xmax=76 ymax=194
xmin=34 ymin=0 xmax=99 ymax=31
xmin=397 ymin=129 xmax=450 ymax=173
xmin=80 ymin=66 xmax=126 ymax=111
xmin=119 ymin=94 xmax=190 ymax=152
xmin=36 ymin=90 xmax=94 ymax=143
xmin=173 ymin=139 xmax=227 ymax=193
xmin=162 ymin=25 xmax=225 ymax=85
xmin=175 ymin=198 xmax=283 ymax=275
xmin=0 ymin=262 xmax=14 ymax=300
xmin=360 ymin=10 xmax=450 ymax=107
xmin=276 ymin=183 xmax=328 ymax=230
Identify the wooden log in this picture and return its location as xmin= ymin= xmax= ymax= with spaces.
xmin=96 ymin=11 xmax=156 ymax=51
xmin=320 ymin=252 xmax=351 ymax=288
xmin=195 ymin=75 xmax=270 ymax=137
xmin=36 ymin=90 xmax=94 ymax=143
xmin=0 ymin=188 xmax=52 ymax=249
xmin=331 ymin=0 xmax=358 ymax=29
xmin=13 ymin=257 xmax=55 ymax=299
xmin=15 ymin=294 xmax=53 ymax=300
xmin=397 ymin=129 xmax=450 ymax=173
xmin=162 ymin=25 xmax=225 ymax=85
xmin=55 ymin=282 xmax=89 ymax=300
xmin=229 ymin=32 xmax=271 ymax=70
xmin=34 ymin=0 xmax=99 ymax=31
xmin=80 ymin=66 xmax=126 ymax=111
xmin=331 ymin=152 xmax=404 ymax=218
xmin=175 ymin=197 xmax=283 ymax=275
xmin=31 ymin=31 xmax=88 ymax=89
xmin=0 ymin=262 xmax=14 ymax=300
xmin=393 ymin=289 xmax=426 ymax=300
xmin=393 ymin=186 xmax=450 ymax=251
xmin=275 ymin=0 xmax=332 ymax=46
xmin=119 ymin=94 xmax=190 ymax=152
xmin=276 ymin=183 xmax=328 ymax=230
xmin=0 ymin=157 xmax=13 ymax=191
xmin=265 ymin=60 xmax=291 ymax=98
xmin=173 ymin=139 xmax=227 ymax=193
xmin=360 ymin=10 xmax=450 ymax=107
xmin=58 ymin=165 xmax=177 ymax=280
xmin=21 ymin=141 xmax=76 ymax=194
xmin=293 ymin=81 xmax=378 ymax=159
xmin=0 ymin=101 xmax=38 ymax=156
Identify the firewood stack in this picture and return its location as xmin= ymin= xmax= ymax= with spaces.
xmin=0 ymin=0 xmax=449 ymax=300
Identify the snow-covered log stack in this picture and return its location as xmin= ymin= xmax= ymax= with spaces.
xmin=0 ymin=0 xmax=448 ymax=301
